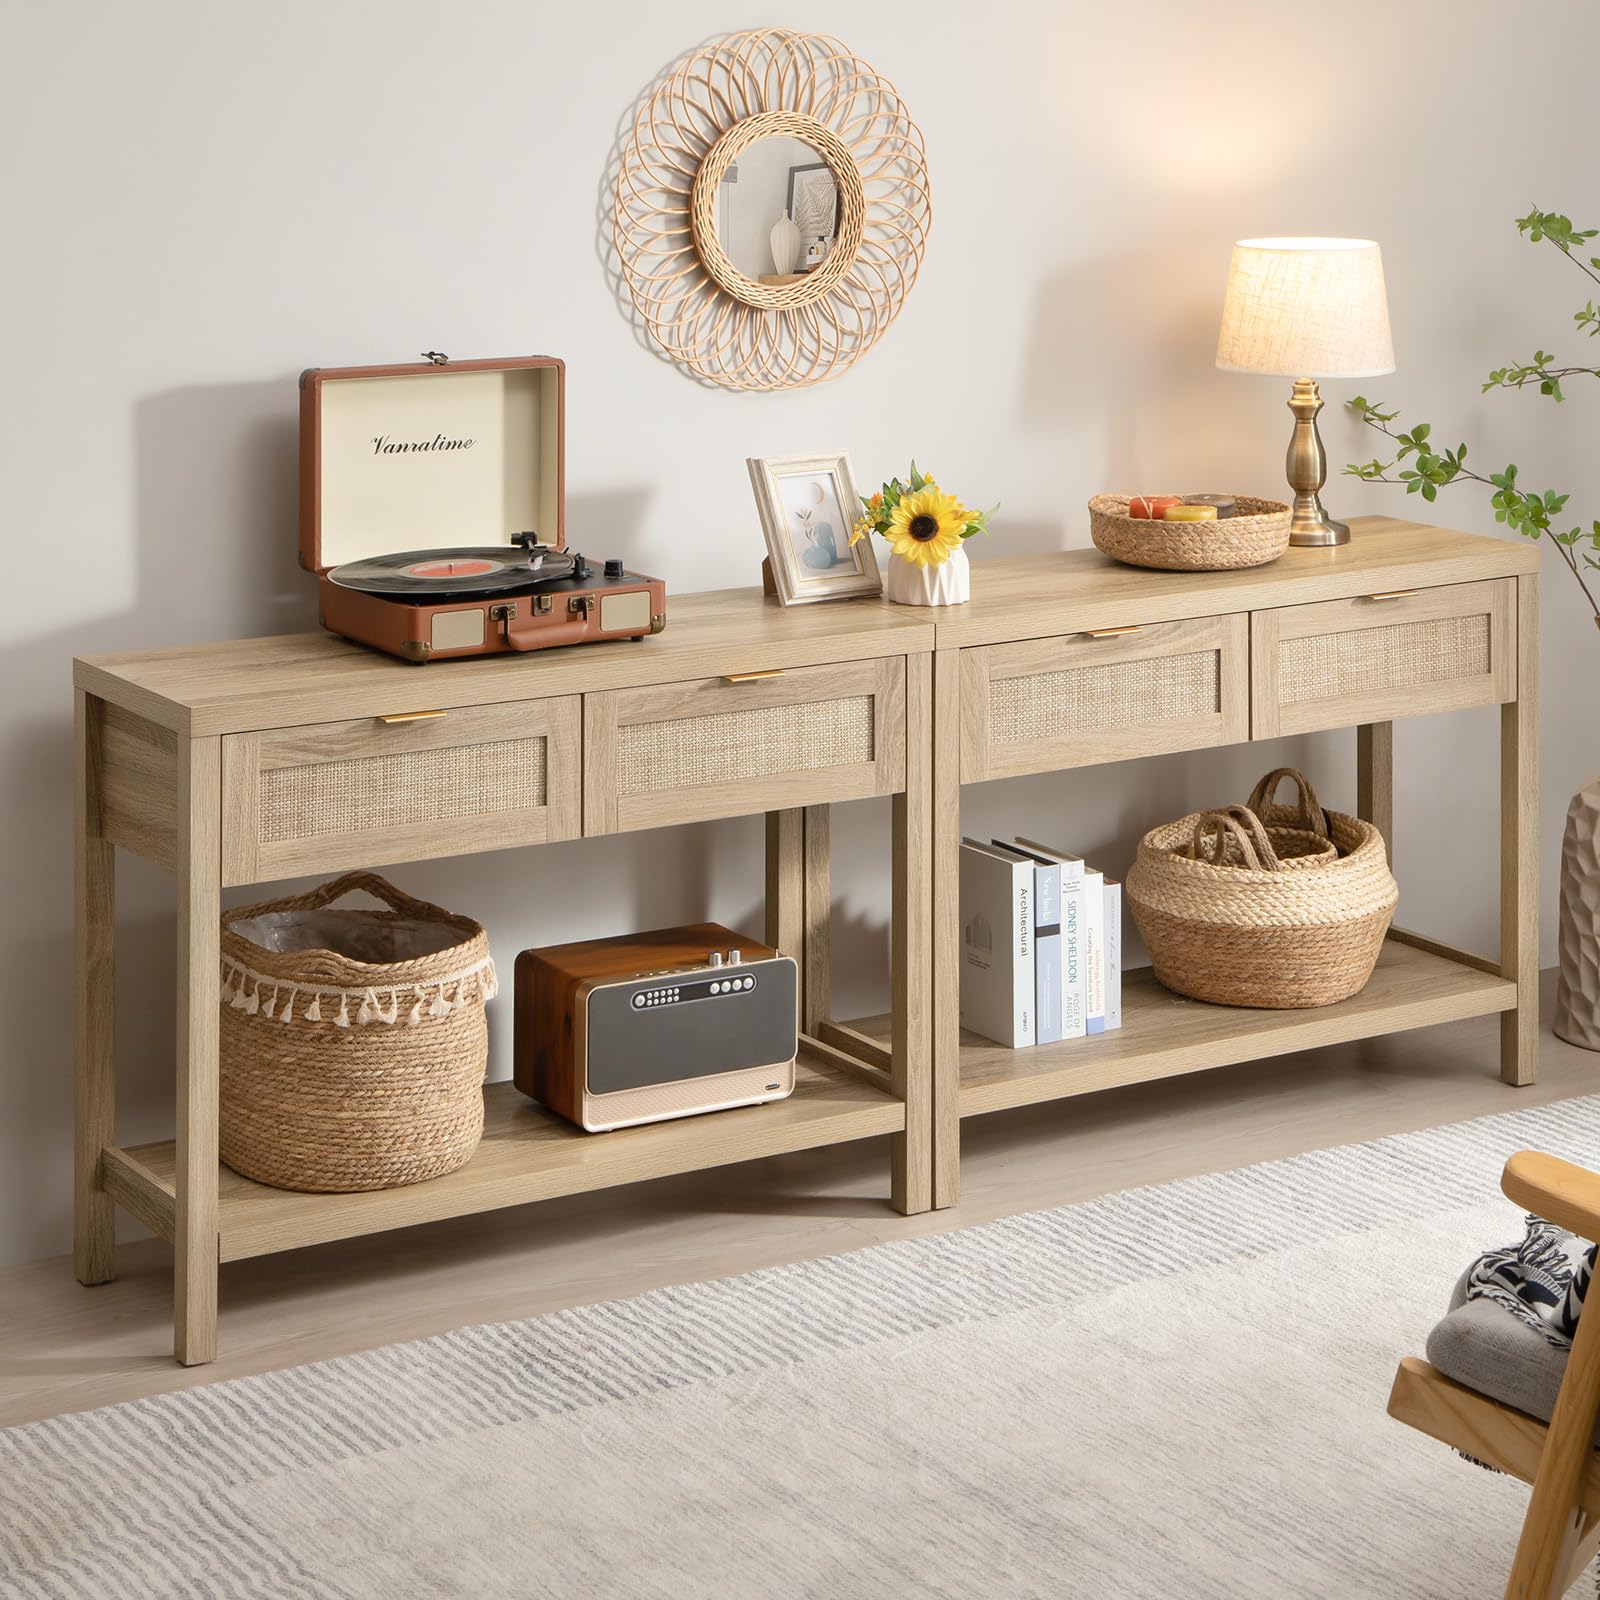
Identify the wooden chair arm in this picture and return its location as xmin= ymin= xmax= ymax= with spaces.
xmin=1503 ymin=1151 xmax=1600 ymax=1244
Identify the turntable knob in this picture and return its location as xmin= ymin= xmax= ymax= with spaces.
xmin=604 ymin=557 xmax=625 ymax=578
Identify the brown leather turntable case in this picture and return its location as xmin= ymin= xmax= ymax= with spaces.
xmin=299 ymin=354 xmax=666 ymax=662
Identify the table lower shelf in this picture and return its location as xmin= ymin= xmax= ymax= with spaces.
xmin=854 ymin=934 xmax=1516 ymax=1119
xmin=101 ymin=1047 xmax=904 ymax=1263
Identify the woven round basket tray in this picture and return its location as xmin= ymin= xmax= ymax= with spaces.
xmin=1127 ymin=768 xmax=1398 ymax=1009
xmin=218 ymin=871 xmax=493 ymax=1193
xmin=1088 ymin=493 xmax=1291 ymax=571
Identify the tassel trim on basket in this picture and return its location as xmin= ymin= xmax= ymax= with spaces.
xmin=218 ymin=955 xmax=498 ymax=1027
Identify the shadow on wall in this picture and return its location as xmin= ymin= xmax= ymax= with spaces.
xmin=1019 ymin=248 xmax=1237 ymax=492
xmin=0 ymin=377 xmax=310 ymax=1257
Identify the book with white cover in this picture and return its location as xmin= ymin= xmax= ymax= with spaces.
xmin=959 ymin=839 xmax=1034 ymax=1048
xmin=1014 ymin=837 xmax=1087 ymax=1040
xmin=1101 ymin=874 xmax=1122 ymax=1032
xmin=998 ymin=841 xmax=1061 ymax=1045
xmin=1082 ymin=865 xmax=1106 ymax=1035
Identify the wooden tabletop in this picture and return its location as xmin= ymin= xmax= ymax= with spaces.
xmin=74 ymin=586 xmax=937 ymax=736
xmin=74 ymin=517 xmax=1537 ymax=736
xmin=930 ymin=517 xmax=1539 ymax=650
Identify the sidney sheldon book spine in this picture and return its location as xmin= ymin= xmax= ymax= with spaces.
xmin=1015 ymin=838 xmax=1086 ymax=1041
xmin=959 ymin=839 xmax=1034 ymax=1048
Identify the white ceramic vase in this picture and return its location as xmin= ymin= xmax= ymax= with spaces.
xmin=1555 ymin=774 xmax=1600 ymax=1050
xmin=884 ymin=545 xmax=971 ymax=607
xmin=769 ymin=211 xmax=800 ymax=276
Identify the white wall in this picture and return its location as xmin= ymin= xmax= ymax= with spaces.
xmin=3 ymin=1 xmax=1596 ymax=1267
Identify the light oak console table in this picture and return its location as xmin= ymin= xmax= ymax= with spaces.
xmin=908 ymin=515 xmax=1541 ymax=1207
xmin=74 ymin=514 xmax=1540 ymax=1362
xmin=75 ymin=595 xmax=936 ymax=1364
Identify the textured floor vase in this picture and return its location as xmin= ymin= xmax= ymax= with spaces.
xmin=8 ymin=1098 xmax=1600 ymax=1599
xmin=1557 ymin=776 xmax=1600 ymax=1049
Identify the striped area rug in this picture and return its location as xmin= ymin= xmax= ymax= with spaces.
xmin=7 ymin=1095 xmax=1600 ymax=1598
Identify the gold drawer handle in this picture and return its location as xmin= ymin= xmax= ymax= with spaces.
xmin=722 ymin=669 xmax=786 ymax=683
xmin=1083 ymin=625 xmax=1142 ymax=639
xmin=1366 ymin=589 xmax=1420 ymax=601
xmin=378 ymin=709 xmax=448 ymax=724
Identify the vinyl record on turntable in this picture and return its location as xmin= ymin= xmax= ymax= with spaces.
xmin=327 ymin=546 xmax=577 ymax=601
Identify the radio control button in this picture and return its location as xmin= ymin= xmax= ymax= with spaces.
xmin=633 ymin=994 xmax=645 ymax=1008
xmin=742 ymin=975 xmax=755 ymax=989
xmin=728 ymin=951 xmax=742 ymax=966
xmin=708 ymin=952 xmax=723 ymax=968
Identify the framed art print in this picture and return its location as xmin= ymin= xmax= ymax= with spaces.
xmin=748 ymin=452 xmax=882 ymax=606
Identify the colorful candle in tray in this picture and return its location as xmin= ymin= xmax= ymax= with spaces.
xmin=1162 ymin=503 xmax=1217 ymax=522
xmin=1127 ymin=495 xmax=1181 ymax=519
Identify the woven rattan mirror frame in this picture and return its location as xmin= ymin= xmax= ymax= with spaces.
xmin=613 ymin=29 xmax=931 ymax=391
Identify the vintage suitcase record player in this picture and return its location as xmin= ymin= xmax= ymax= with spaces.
xmin=299 ymin=354 xmax=666 ymax=662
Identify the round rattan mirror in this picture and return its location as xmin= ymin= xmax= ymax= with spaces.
xmin=614 ymin=29 xmax=931 ymax=391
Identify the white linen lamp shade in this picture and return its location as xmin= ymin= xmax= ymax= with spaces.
xmin=1216 ymin=237 xmax=1394 ymax=545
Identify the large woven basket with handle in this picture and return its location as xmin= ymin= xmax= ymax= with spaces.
xmin=218 ymin=871 xmax=494 ymax=1193
xmin=1127 ymin=768 xmax=1398 ymax=1009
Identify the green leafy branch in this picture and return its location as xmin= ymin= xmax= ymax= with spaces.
xmin=1480 ymin=213 xmax=1600 ymax=401
xmin=1344 ymin=207 xmax=1600 ymax=629
xmin=1346 ymin=399 xmax=1599 ymax=622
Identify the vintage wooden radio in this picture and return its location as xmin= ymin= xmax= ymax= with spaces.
xmin=298 ymin=353 xmax=666 ymax=662
xmin=513 ymin=923 xmax=799 ymax=1132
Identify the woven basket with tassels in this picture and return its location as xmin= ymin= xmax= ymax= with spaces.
xmin=218 ymin=871 xmax=494 ymax=1193
xmin=1126 ymin=768 xmax=1398 ymax=1009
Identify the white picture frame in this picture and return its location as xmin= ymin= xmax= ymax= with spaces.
xmin=748 ymin=451 xmax=882 ymax=606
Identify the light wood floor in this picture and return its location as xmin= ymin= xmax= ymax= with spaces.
xmin=4 ymin=970 xmax=1596 ymax=1430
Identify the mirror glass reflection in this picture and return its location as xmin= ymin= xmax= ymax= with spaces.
xmin=714 ymin=135 xmax=841 ymax=283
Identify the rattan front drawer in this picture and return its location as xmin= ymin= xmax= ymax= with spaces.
xmin=1251 ymin=579 xmax=1516 ymax=737
xmin=960 ymin=615 xmax=1248 ymax=781
xmin=584 ymin=658 xmax=905 ymax=834
xmin=221 ymin=699 xmax=581 ymax=884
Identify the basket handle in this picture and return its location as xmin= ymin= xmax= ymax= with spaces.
xmin=222 ymin=870 xmax=441 ymax=927
xmin=1191 ymin=806 xmax=1282 ymax=872
xmin=1245 ymin=767 xmax=1330 ymax=840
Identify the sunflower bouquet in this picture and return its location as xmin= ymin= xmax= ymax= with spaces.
xmin=851 ymin=461 xmax=993 ymax=569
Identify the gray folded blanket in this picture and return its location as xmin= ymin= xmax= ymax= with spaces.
xmin=1426 ymin=1215 xmax=1596 ymax=1425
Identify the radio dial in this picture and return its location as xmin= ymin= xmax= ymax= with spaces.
xmin=708 ymin=952 xmax=723 ymax=968
xmin=728 ymin=951 xmax=742 ymax=965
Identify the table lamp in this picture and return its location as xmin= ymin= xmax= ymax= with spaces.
xmin=1216 ymin=237 xmax=1394 ymax=547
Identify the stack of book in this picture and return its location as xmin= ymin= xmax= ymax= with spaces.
xmin=959 ymin=837 xmax=1122 ymax=1049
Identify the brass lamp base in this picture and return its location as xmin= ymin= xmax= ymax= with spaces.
xmin=1284 ymin=377 xmax=1349 ymax=547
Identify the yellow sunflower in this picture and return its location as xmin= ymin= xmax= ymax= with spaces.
xmin=886 ymin=486 xmax=968 ymax=568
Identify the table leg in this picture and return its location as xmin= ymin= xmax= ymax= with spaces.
xmin=802 ymin=806 xmax=830 ymax=1034
xmin=891 ymin=652 xmax=933 ymax=1215
xmin=931 ymin=648 xmax=961 ymax=1210
xmin=175 ymin=736 xmax=221 ymax=1364
xmin=1356 ymin=721 xmax=1394 ymax=866
xmin=74 ymin=690 xmax=116 ymax=1286
xmin=764 ymin=809 xmax=804 ymax=959
xmin=1501 ymin=573 xmax=1539 ymax=1087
